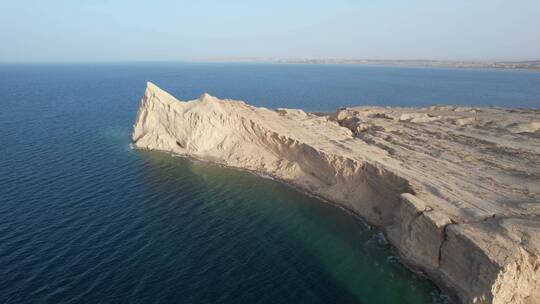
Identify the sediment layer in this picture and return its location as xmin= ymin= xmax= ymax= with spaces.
xmin=132 ymin=82 xmax=540 ymax=304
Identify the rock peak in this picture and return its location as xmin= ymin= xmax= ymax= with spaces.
xmin=199 ymin=92 xmax=216 ymax=102
xmin=145 ymin=81 xmax=161 ymax=93
xmin=145 ymin=81 xmax=164 ymax=95
xmin=141 ymin=82 xmax=181 ymax=106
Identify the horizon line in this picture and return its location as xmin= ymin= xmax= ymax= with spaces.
xmin=2 ymin=58 xmax=539 ymax=72
xmin=1 ymin=57 xmax=540 ymax=64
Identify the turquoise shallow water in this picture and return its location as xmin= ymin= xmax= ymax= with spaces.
xmin=2 ymin=63 xmax=540 ymax=303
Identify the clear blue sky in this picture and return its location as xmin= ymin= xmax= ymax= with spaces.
xmin=1 ymin=0 xmax=539 ymax=62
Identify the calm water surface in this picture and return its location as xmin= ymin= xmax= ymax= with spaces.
xmin=2 ymin=63 xmax=540 ymax=304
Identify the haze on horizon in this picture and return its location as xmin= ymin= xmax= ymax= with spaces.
xmin=1 ymin=0 xmax=539 ymax=62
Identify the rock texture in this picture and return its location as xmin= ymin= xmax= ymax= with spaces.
xmin=133 ymin=82 xmax=540 ymax=304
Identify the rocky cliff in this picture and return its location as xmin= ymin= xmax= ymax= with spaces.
xmin=133 ymin=82 xmax=540 ymax=304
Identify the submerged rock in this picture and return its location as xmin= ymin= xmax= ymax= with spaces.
xmin=133 ymin=82 xmax=540 ymax=304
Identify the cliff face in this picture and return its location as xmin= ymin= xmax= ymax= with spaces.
xmin=133 ymin=82 xmax=540 ymax=304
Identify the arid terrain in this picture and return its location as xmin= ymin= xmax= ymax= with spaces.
xmin=133 ymin=83 xmax=540 ymax=304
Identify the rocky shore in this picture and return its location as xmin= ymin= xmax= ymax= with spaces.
xmin=132 ymin=82 xmax=539 ymax=304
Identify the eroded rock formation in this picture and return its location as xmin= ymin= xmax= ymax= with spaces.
xmin=133 ymin=82 xmax=540 ymax=304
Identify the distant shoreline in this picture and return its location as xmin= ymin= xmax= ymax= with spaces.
xmin=2 ymin=59 xmax=540 ymax=71
xmin=202 ymin=58 xmax=540 ymax=71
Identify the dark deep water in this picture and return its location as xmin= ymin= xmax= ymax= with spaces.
xmin=2 ymin=63 xmax=540 ymax=304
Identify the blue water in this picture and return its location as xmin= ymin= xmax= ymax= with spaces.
xmin=2 ymin=63 xmax=540 ymax=304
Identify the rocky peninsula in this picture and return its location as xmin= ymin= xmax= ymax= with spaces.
xmin=132 ymin=82 xmax=540 ymax=304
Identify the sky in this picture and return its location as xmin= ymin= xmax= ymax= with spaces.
xmin=1 ymin=0 xmax=539 ymax=62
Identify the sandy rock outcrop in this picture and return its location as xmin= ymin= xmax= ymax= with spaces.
xmin=133 ymin=82 xmax=540 ymax=304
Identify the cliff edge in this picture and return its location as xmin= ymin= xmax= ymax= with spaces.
xmin=133 ymin=82 xmax=540 ymax=304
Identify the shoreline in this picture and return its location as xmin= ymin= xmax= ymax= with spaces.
xmin=137 ymin=146 xmax=457 ymax=300
xmin=196 ymin=58 xmax=540 ymax=72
